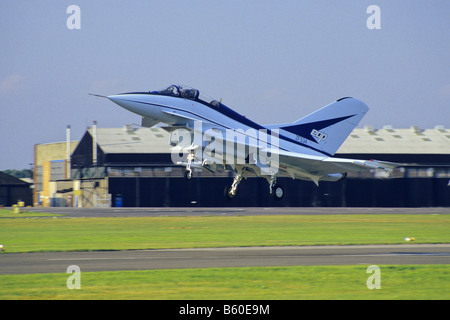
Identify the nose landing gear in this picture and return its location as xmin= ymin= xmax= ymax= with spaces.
xmin=184 ymin=149 xmax=195 ymax=180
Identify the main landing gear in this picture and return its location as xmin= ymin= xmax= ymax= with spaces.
xmin=224 ymin=166 xmax=245 ymax=200
xmin=224 ymin=169 xmax=284 ymax=201
xmin=268 ymin=174 xmax=284 ymax=201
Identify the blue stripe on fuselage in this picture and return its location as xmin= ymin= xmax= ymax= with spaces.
xmin=123 ymin=94 xmax=331 ymax=156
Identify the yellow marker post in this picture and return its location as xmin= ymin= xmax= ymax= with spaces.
xmin=13 ymin=204 xmax=20 ymax=214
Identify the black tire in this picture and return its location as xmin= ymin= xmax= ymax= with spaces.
xmin=184 ymin=170 xmax=193 ymax=180
xmin=272 ymin=184 xmax=284 ymax=200
xmin=224 ymin=185 xmax=235 ymax=200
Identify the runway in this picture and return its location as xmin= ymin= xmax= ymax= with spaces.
xmin=1 ymin=244 xmax=449 ymax=275
xmin=21 ymin=206 xmax=450 ymax=218
xmin=2 ymin=207 xmax=449 ymax=275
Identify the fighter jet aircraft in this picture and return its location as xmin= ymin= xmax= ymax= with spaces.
xmin=97 ymin=84 xmax=399 ymax=200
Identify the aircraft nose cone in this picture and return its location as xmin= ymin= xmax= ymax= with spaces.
xmin=107 ymin=94 xmax=148 ymax=117
xmin=107 ymin=94 xmax=135 ymax=112
xmin=107 ymin=94 xmax=124 ymax=104
xmin=107 ymin=94 xmax=133 ymax=109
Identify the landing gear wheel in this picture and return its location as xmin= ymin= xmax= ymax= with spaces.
xmin=271 ymin=184 xmax=284 ymax=200
xmin=224 ymin=185 xmax=235 ymax=200
xmin=184 ymin=170 xmax=193 ymax=180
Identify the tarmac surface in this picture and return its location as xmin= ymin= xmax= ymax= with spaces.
xmin=1 ymin=207 xmax=449 ymax=275
xmin=19 ymin=206 xmax=450 ymax=218
xmin=1 ymin=244 xmax=449 ymax=274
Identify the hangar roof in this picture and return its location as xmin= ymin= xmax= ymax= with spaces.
xmin=337 ymin=125 xmax=450 ymax=154
xmin=88 ymin=125 xmax=171 ymax=154
xmin=0 ymin=171 xmax=31 ymax=186
xmin=88 ymin=124 xmax=450 ymax=155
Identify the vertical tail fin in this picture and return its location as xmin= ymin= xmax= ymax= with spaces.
xmin=269 ymin=97 xmax=369 ymax=156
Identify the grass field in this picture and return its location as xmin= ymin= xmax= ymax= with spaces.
xmin=1 ymin=265 xmax=449 ymax=300
xmin=1 ymin=211 xmax=449 ymax=252
xmin=0 ymin=208 xmax=449 ymax=300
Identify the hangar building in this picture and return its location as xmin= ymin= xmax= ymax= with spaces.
xmin=34 ymin=124 xmax=450 ymax=207
xmin=0 ymin=171 xmax=32 ymax=207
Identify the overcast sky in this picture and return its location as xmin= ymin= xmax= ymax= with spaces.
xmin=1 ymin=1 xmax=449 ymax=170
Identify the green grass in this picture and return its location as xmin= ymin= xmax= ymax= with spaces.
xmin=0 ymin=208 xmax=62 ymax=218
xmin=1 ymin=210 xmax=448 ymax=299
xmin=0 ymin=213 xmax=448 ymax=252
xmin=0 ymin=265 xmax=449 ymax=300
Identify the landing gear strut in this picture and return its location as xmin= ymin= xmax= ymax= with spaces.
xmin=224 ymin=168 xmax=284 ymax=201
xmin=268 ymin=174 xmax=284 ymax=200
xmin=184 ymin=149 xmax=195 ymax=180
xmin=224 ymin=166 xmax=245 ymax=200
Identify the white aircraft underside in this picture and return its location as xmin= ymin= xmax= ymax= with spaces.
xmin=100 ymin=84 xmax=399 ymax=200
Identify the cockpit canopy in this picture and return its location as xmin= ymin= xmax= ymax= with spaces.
xmin=155 ymin=85 xmax=199 ymax=100
xmin=151 ymin=84 xmax=263 ymax=130
xmin=153 ymin=85 xmax=220 ymax=106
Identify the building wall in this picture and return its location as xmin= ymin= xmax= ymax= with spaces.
xmin=36 ymin=126 xmax=450 ymax=208
xmin=107 ymin=176 xmax=450 ymax=208
xmin=0 ymin=185 xmax=33 ymax=206
xmin=34 ymin=141 xmax=78 ymax=206
xmin=78 ymin=178 xmax=110 ymax=208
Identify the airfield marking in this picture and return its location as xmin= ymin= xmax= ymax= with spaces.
xmin=48 ymin=256 xmax=192 ymax=261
